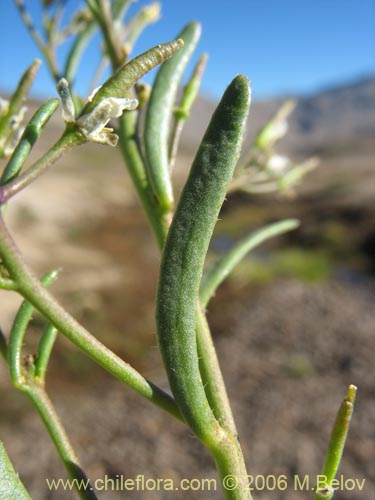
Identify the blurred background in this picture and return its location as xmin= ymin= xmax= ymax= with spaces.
xmin=0 ymin=1 xmax=374 ymax=499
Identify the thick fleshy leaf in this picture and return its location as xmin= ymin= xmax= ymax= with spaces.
xmin=0 ymin=442 xmax=32 ymax=500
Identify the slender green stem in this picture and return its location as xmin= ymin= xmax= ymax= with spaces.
xmin=64 ymin=21 xmax=97 ymax=84
xmin=25 ymin=384 xmax=98 ymax=500
xmin=7 ymin=270 xmax=58 ymax=388
xmin=200 ymin=219 xmax=300 ymax=307
xmin=14 ymin=0 xmax=60 ymax=81
xmin=0 ymin=130 xmax=84 ymax=204
xmin=34 ymin=324 xmax=59 ymax=382
xmin=213 ymin=435 xmax=252 ymax=500
xmin=168 ymin=119 xmax=184 ymax=171
xmin=86 ymin=0 xmax=124 ymax=69
xmin=169 ymin=53 xmax=208 ymax=170
xmin=5 ymin=270 xmax=96 ymax=499
xmin=119 ymin=112 xmax=170 ymax=250
xmin=112 ymin=0 xmax=133 ymax=20
xmin=196 ymin=307 xmax=236 ymax=433
xmin=0 ymin=216 xmax=182 ymax=421
xmin=123 ymin=2 xmax=161 ymax=56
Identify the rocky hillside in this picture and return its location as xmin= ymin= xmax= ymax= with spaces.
xmin=181 ymin=75 xmax=375 ymax=155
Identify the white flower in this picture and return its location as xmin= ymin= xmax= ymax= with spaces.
xmin=266 ymin=154 xmax=290 ymax=174
xmin=56 ymin=78 xmax=138 ymax=146
xmin=77 ymin=97 xmax=138 ymax=146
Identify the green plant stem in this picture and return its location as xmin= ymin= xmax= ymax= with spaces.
xmin=196 ymin=307 xmax=236 ymax=433
xmin=64 ymin=21 xmax=97 ymax=84
xmin=169 ymin=53 xmax=208 ymax=170
xmin=0 ymin=216 xmax=182 ymax=421
xmin=8 ymin=270 xmax=58 ymax=388
xmin=0 ymin=130 xmax=84 ymax=204
xmin=24 ymin=384 xmax=98 ymax=500
xmin=124 ymin=2 xmax=161 ymax=55
xmin=6 ymin=271 xmax=96 ymax=499
xmin=14 ymin=0 xmax=60 ymax=81
xmin=35 ymin=324 xmax=58 ymax=382
xmin=213 ymin=435 xmax=253 ymax=500
xmin=86 ymin=0 xmax=124 ymax=69
xmin=119 ymin=112 xmax=170 ymax=249
xmin=200 ymin=219 xmax=300 ymax=307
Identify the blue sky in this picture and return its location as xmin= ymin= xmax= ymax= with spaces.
xmin=1 ymin=0 xmax=374 ymax=101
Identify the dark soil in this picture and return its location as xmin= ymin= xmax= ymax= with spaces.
xmin=1 ymin=278 xmax=373 ymax=500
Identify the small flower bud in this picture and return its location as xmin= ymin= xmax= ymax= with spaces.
xmin=56 ymin=78 xmax=76 ymax=122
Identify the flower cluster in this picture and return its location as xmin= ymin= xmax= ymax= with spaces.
xmin=231 ymin=100 xmax=318 ymax=196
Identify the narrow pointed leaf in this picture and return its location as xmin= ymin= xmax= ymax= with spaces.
xmin=200 ymin=219 xmax=300 ymax=307
xmin=169 ymin=53 xmax=208 ymax=168
xmin=0 ymin=60 xmax=41 ymax=156
xmin=1 ymin=99 xmax=59 ymax=185
xmin=315 ymin=385 xmax=357 ymax=500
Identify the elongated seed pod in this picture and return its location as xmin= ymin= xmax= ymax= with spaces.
xmin=156 ymin=75 xmax=251 ymax=444
xmin=80 ymin=40 xmax=184 ymax=115
xmin=144 ymin=22 xmax=201 ymax=211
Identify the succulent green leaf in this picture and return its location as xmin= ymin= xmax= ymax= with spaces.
xmin=200 ymin=219 xmax=300 ymax=307
xmin=1 ymin=99 xmax=59 ymax=185
xmin=0 ymin=442 xmax=32 ymax=500
xmin=0 ymin=60 xmax=41 ymax=156
xmin=80 ymin=39 xmax=184 ymax=115
xmin=175 ymin=52 xmax=207 ymax=121
xmin=156 ymin=75 xmax=251 ymax=444
xmin=315 ymin=385 xmax=357 ymax=500
xmin=144 ymin=22 xmax=201 ymax=210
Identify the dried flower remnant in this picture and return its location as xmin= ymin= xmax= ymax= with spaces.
xmin=56 ymin=78 xmax=138 ymax=146
xmin=77 ymin=96 xmax=138 ymax=146
xmin=56 ymin=78 xmax=76 ymax=122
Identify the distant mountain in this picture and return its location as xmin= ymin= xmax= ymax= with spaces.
xmin=181 ymin=76 xmax=375 ymax=155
